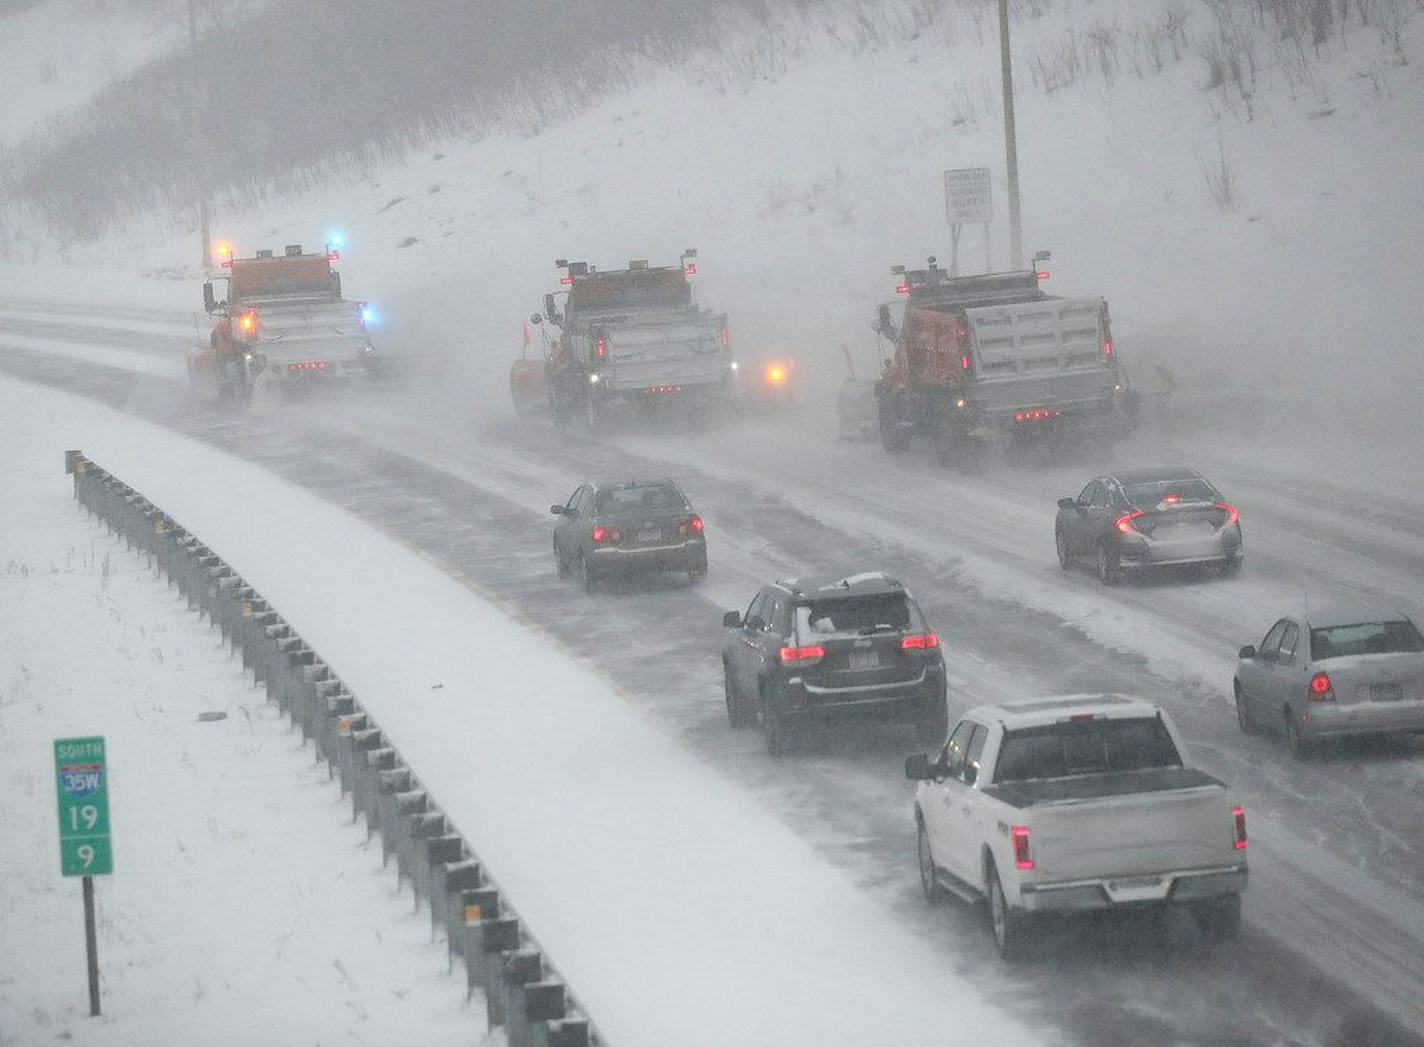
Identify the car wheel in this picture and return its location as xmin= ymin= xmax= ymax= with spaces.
xmin=554 ymin=538 xmax=569 ymax=580
xmin=577 ymin=552 xmax=598 ymax=594
xmin=1222 ymin=556 xmax=1243 ymax=578
xmin=1286 ymin=710 xmax=1311 ymax=759
xmin=879 ymin=397 xmax=911 ymax=454
xmin=917 ymin=817 xmax=944 ymax=905
xmin=1193 ymin=894 xmax=1242 ymax=943
xmin=1233 ymin=682 xmax=1257 ymax=735
xmin=1055 ymin=528 xmax=1072 ymax=571
xmin=917 ymin=695 xmax=949 ymax=747
xmin=1096 ymin=542 xmax=1121 ymax=587
xmin=724 ymin=665 xmax=752 ymax=729
xmin=761 ymin=683 xmax=791 ymax=756
xmin=987 ymin=860 xmax=1032 ymax=962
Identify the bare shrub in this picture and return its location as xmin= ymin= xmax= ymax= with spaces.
xmin=1085 ymin=17 xmax=1123 ymax=85
xmin=1200 ymin=130 xmax=1235 ymax=208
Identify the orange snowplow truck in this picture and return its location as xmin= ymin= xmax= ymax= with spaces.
xmin=874 ymin=254 xmax=1132 ymax=465
xmin=191 ymin=243 xmax=375 ymax=400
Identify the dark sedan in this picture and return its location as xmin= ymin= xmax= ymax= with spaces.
xmin=552 ymin=478 xmax=708 ymax=591
xmin=1055 ymin=467 xmax=1242 ymax=585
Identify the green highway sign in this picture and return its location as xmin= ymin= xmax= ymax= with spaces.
xmin=54 ymin=737 xmax=113 ymax=877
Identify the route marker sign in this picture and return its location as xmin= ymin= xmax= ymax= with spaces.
xmin=55 ymin=736 xmax=113 ymax=877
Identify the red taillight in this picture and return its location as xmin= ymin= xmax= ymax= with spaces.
xmin=560 ymin=275 xmax=573 ymax=285
xmin=1232 ymin=806 xmax=1247 ymax=850
xmin=677 ymin=515 xmax=704 ymax=535
xmin=684 ymin=263 xmax=697 ymax=277
xmin=287 ymin=361 xmax=328 ymax=373
xmin=1161 ymin=494 xmax=1180 ymax=505
xmin=960 ymin=354 xmax=971 ymax=371
xmin=1215 ymin=503 xmax=1240 ymax=526
xmin=327 ymin=249 xmax=340 ymax=261
xmin=1014 ymin=408 xmax=1060 ymax=423
xmin=1115 ymin=511 xmax=1145 ymax=534
xmin=1036 ymin=270 xmax=1051 ymax=281
xmin=595 ymin=337 xmax=607 ymax=358
xmin=1012 ymin=826 xmax=1034 ymax=870
xmin=1309 ymin=672 xmax=1333 ymax=701
xmin=779 ymin=645 xmax=825 ymax=666
xmin=591 ymin=526 xmax=621 ymax=544
xmin=896 ymin=282 xmax=911 ymax=296
xmin=900 ymin=633 xmax=939 ymax=650
xmin=718 ymin=327 xmax=730 ymax=348
xmin=1102 ymin=338 xmax=1114 ymax=357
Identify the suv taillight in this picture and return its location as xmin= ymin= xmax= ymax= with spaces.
xmin=779 ymin=645 xmax=825 ymax=666
xmin=901 ymin=634 xmax=939 ymax=650
xmin=1232 ymin=806 xmax=1247 ymax=851
xmin=1308 ymin=672 xmax=1333 ymax=701
xmin=591 ymin=526 xmax=621 ymax=544
xmin=1012 ymin=826 xmax=1034 ymax=870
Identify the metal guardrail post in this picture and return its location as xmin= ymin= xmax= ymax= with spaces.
xmin=448 ymin=886 xmax=499 ymax=966
xmin=383 ymin=789 xmax=426 ymax=867
xmin=464 ymin=914 xmax=519 ymax=998
xmin=532 ymin=1018 xmax=592 ymax=1047
xmin=490 ymin=949 xmax=543 ymax=1031
xmin=353 ymin=747 xmax=397 ymax=829
xmin=415 ymin=836 xmax=464 ymax=915
xmin=510 ymin=980 xmax=568 ymax=1047
xmin=334 ymin=713 xmax=371 ymax=793
xmin=431 ymin=860 xmax=481 ymax=942
xmin=397 ymin=811 xmax=447 ymax=902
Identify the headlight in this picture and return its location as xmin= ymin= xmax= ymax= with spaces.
xmin=729 ymin=361 xmax=739 ymax=372
xmin=589 ymin=373 xmax=600 ymax=384
xmin=954 ymin=397 xmax=967 ymax=409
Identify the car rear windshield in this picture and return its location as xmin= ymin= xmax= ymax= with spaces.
xmin=1311 ymin=620 xmax=1424 ymax=660
xmin=994 ymin=716 xmax=1183 ymax=783
xmin=595 ymin=484 xmax=688 ymax=515
xmin=1122 ymin=478 xmax=1219 ymax=506
xmin=795 ymin=594 xmax=923 ymax=639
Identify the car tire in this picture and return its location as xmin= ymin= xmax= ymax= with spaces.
xmin=761 ymin=683 xmax=792 ymax=756
xmin=917 ymin=694 xmax=950 ymax=747
xmin=554 ymin=538 xmax=568 ymax=580
xmin=879 ymin=397 xmax=911 ymax=454
xmin=1096 ymin=542 xmax=1121 ymax=587
xmin=1286 ymin=711 xmax=1312 ymax=760
xmin=1222 ymin=556 xmax=1243 ymax=578
xmin=1193 ymin=894 xmax=1242 ymax=943
xmin=1055 ymin=528 xmax=1072 ymax=571
xmin=917 ymin=817 xmax=944 ymax=905
xmin=724 ymin=666 xmax=752 ymax=729
xmin=987 ymin=860 xmax=1032 ymax=962
xmin=577 ymin=552 xmax=598 ymax=594
xmin=1233 ymin=682 xmax=1257 ymax=735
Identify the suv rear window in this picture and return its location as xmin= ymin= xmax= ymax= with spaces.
xmin=1311 ymin=620 xmax=1424 ymax=660
xmin=995 ymin=717 xmax=1182 ymax=782
xmin=794 ymin=594 xmax=922 ymax=639
xmin=595 ymin=484 xmax=687 ymax=514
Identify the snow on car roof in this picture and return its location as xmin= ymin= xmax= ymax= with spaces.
xmin=1303 ymin=604 xmax=1415 ymax=629
xmin=1110 ymin=466 xmax=1203 ymax=485
xmin=972 ymin=693 xmax=1161 ymax=728
xmin=775 ymin=572 xmax=905 ymax=599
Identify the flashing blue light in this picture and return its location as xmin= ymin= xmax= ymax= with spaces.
xmin=361 ymin=306 xmax=378 ymax=326
xmin=325 ymin=230 xmax=346 ymax=250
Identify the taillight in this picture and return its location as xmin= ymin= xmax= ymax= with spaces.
xmin=1014 ymin=408 xmax=1060 ymax=423
xmin=591 ymin=526 xmax=621 ymax=544
xmin=287 ymin=360 xmax=328 ymax=373
xmin=718 ymin=327 xmax=730 ymax=348
xmin=901 ymin=633 xmax=939 ymax=650
xmin=1011 ymin=826 xmax=1034 ymax=870
xmin=1232 ymin=806 xmax=1247 ymax=851
xmin=595 ymin=337 xmax=607 ymax=358
xmin=1115 ymin=511 xmax=1145 ymax=534
xmin=779 ymin=645 xmax=825 ymax=666
xmin=896 ymin=282 xmax=911 ymax=296
xmin=677 ymin=515 xmax=705 ymax=535
xmin=960 ymin=354 xmax=971 ymax=371
xmin=1215 ymin=503 xmax=1240 ymax=526
xmin=1102 ymin=338 xmax=1114 ymax=357
xmin=1308 ymin=672 xmax=1333 ymax=701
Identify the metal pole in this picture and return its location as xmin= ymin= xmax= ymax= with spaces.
xmin=998 ymin=0 xmax=1023 ymax=269
xmin=82 ymin=875 xmax=100 ymax=1016
xmin=190 ymin=0 xmax=211 ymax=269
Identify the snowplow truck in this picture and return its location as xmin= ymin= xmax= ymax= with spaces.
xmin=874 ymin=257 xmax=1131 ymax=464
xmin=540 ymin=253 xmax=734 ymax=432
xmin=194 ymin=244 xmax=375 ymax=399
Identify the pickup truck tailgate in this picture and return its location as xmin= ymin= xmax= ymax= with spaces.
xmin=988 ymin=768 xmax=1238 ymax=882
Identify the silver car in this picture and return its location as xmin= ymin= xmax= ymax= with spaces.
xmin=1234 ymin=609 xmax=1424 ymax=758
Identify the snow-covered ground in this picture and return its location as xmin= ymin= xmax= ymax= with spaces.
xmin=0 ymin=384 xmax=475 ymax=1046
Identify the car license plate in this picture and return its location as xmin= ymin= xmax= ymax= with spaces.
xmin=635 ymin=529 xmax=662 ymax=543
xmin=848 ymin=651 xmax=879 ymax=671
xmin=1371 ymin=683 xmax=1405 ymax=702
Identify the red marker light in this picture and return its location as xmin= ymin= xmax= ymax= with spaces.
xmin=684 ymin=263 xmax=697 ymax=277
xmin=560 ymin=276 xmax=574 ymax=285
xmin=1308 ymin=672 xmax=1333 ymax=701
xmin=1036 ymin=270 xmax=1051 ymax=281
xmin=1162 ymin=494 xmax=1181 ymax=505
xmin=896 ymin=282 xmax=911 ymax=296
xmin=1232 ymin=806 xmax=1247 ymax=850
xmin=1012 ymin=826 xmax=1034 ymax=870
xmin=1102 ymin=338 xmax=1114 ymax=357
xmin=960 ymin=354 xmax=971 ymax=371
xmin=595 ymin=337 xmax=607 ymax=358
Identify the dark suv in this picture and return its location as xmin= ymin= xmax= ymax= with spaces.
xmin=721 ymin=573 xmax=948 ymax=754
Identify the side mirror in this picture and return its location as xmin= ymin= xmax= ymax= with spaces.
xmin=530 ymin=313 xmax=542 ymax=325
xmin=1238 ymin=645 xmax=1256 ymax=660
xmin=543 ymin=293 xmax=561 ymax=324
xmin=1057 ymin=497 xmax=1077 ymax=511
xmin=550 ymin=504 xmax=565 ymax=515
xmin=203 ymin=282 xmax=216 ymax=314
xmin=875 ymin=303 xmax=897 ymax=339
xmin=905 ymin=753 xmax=934 ymax=781
xmin=722 ymin=611 xmax=742 ymax=628
xmin=963 ymin=764 xmax=978 ymax=786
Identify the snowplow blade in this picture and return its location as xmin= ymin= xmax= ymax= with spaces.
xmin=837 ymin=378 xmax=878 ymax=439
xmin=509 ymin=358 xmax=548 ymax=415
xmin=363 ymin=351 xmax=450 ymax=386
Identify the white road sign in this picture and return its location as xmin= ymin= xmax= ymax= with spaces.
xmin=944 ymin=167 xmax=993 ymax=225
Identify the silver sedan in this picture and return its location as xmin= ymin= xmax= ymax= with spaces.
xmin=1233 ymin=608 xmax=1424 ymax=758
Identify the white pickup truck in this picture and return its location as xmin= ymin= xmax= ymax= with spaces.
xmin=906 ymin=694 xmax=1247 ymax=959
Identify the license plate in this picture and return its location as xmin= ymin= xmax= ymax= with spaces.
xmin=847 ymin=651 xmax=880 ymax=671
xmin=1371 ymin=683 xmax=1405 ymax=702
xmin=635 ymin=529 xmax=662 ymax=543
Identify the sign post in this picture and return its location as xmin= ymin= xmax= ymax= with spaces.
xmin=943 ymin=167 xmax=994 ymax=274
xmin=54 ymin=736 xmax=112 ymax=1017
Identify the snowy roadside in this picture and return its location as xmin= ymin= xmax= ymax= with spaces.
xmin=0 ymin=374 xmax=1047 ymax=1047
xmin=0 ymin=389 xmax=477 ymax=1045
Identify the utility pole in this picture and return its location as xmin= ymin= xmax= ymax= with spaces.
xmin=998 ymin=0 xmax=1023 ymax=269
xmin=189 ymin=0 xmax=211 ymax=269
